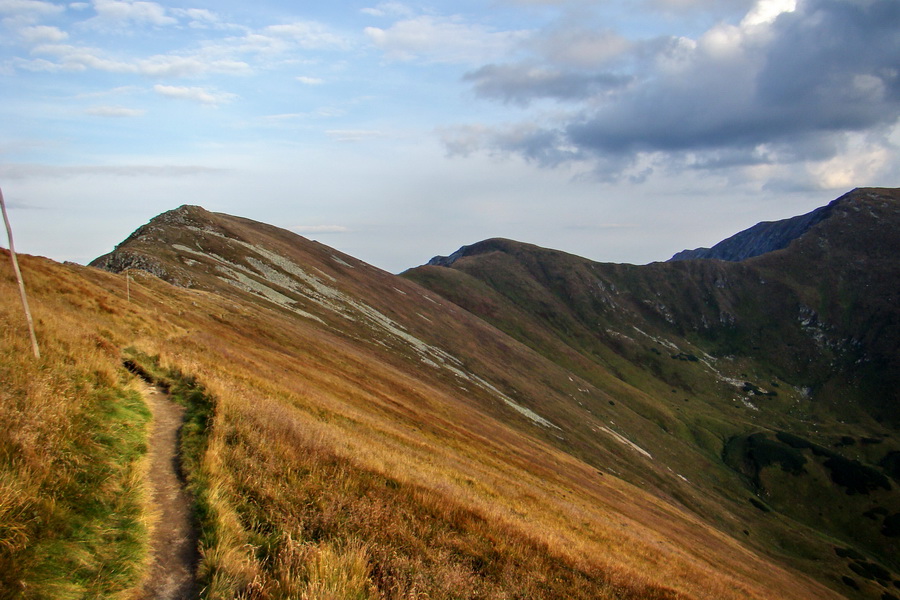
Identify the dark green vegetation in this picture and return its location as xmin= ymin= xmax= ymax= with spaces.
xmin=406 ymin=188 xmax=900 ymax=598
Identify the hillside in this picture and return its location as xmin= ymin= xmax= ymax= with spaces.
xmin=406 ymin=187 xmax=900 ymax=599
xmin=0 ymin=188 xmax=895 ymax=599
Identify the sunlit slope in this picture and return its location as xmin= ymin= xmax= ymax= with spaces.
xmin=1 ymin=208 xmax=839 ymax=598
xmin=405 ymin=187 xmax=900 ymax=599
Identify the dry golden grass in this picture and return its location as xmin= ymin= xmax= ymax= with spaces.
xmin=0 ymin=255 xmax=156 ymax=599
xmin=0 ymin=251 xmax=842 ymax=599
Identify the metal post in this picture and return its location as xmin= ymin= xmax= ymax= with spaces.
xmin=0 ymin=186 xmax=40 ymax=359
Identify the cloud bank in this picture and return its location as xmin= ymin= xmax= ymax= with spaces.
xmin=365 ymin=15 xmax=528 ymax=63
xmin=447 ymin=0 xmax=900 ymax=188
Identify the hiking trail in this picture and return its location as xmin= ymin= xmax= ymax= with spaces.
xmin=139 ymin=385 xmax=199 ymax=600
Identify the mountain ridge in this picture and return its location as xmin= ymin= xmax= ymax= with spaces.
xmin=4 ymin=187 xmax=897 ymax=599
xmin=406 ymin=187 xmax=900 ymax=598
xmin=416 ymin=189 xmax=900 ymax=426
xmin=84 ymin=200 xmax=835 ymax=598
xmin=669 ymin=200 xmax=836 ymax=261
xmin=667 ymin=187 xmax=899 ymax=263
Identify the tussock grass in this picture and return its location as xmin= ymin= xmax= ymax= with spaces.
xmin=168 ymin=383 xmax=677 ymax=600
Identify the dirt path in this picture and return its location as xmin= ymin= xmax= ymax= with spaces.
xmin=139 ymin=386 xmax=199 ymax=600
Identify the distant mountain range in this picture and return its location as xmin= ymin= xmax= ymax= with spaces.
xmin=3 ymin=188 xmax=896 ymax=599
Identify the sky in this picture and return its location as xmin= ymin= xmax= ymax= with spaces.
xmin=1 ymin=0 xmax=898 ymax=273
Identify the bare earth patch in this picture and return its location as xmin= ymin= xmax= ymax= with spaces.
xmin=139 ymin=386 xmax=198 ymax=600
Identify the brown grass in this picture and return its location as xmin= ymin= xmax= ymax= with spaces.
xmin=0 ymin=251 xmax=842 ymax=599
xmin=0 ymin=255 xmax=155 ymax=599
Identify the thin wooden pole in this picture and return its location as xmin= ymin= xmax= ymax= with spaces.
xmin=0 ymin=186 xmax=40 ymax=359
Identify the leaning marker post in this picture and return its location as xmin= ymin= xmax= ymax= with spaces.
xmin=0 ymin=186 xmax=40 ymax=359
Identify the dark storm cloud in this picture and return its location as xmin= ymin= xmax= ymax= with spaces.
xmin=464 ymin=63 xmax=632 ymax=105
xmin=638 ymin=0 xmax=754 ymax=17
xmin=455 ymin=0 xmax=900 ymax=175
xmin=755 ymin=0 xmax=900 ymax=129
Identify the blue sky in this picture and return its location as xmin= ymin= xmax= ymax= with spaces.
xmin=1 ymin=0 xmax=898 ymax=272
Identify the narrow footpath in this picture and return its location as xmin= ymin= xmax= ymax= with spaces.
xmin=139 ymin=385 xmax=199 ymax=600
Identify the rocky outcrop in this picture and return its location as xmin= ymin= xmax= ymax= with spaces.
xmin=90 ymin=248 xmax=167 ymax=276
xmin=88 ymin=205 xmax=210 ymax=286
xmin=427 ymin=246 xmax=470 ymax=267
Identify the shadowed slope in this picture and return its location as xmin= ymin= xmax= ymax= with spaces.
xmin=406 ymin=187 xmax=900 ymax=597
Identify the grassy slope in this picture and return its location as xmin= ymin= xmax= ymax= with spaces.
xmin=403 ymin=190 xmax=900 ymax=599
xmin=0 ymin=253 xmax=153 ymax=599
xmin=1 ymin=241 xmax=838 ymax=599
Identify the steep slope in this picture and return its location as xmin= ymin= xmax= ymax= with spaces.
xmin=0 ymin=206 xmax=837 ymax=599
xmin=406 ymin=187 xmax=900 ymax=599
xmin=747 ymin=189 xmax=900 ymax=422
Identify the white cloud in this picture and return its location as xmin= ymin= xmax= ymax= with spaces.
xmin=5 ymin=11 xmax=338 ymax=82
xmin=25 ymin=43 xmax=125 ymax=71
xmin=263 ymin=22 xmax=348 ymax=50
xmin=86 ymin=0 xmax=177 ymax=28
xmin=0 ymin=0 xmax=64 ymax=27
xmin=361 ymin=2 xmax=413 ymax=18
xmin=22 ymin=43 xmax=252 ymax=77
xmin=153 ymin=84 xmax=236 ymax=106
xmin=208 ymin=21 xmax=347 ymax=60
xmin=136 ymin=55 xmax=250 ymax=77
xmin=0 ymin=0 xmax=63 ymax=17
xmin=741 ymin=0 xmax=796 ymax=27
xmin=365 ymin=15 xmax=528 ymax=63
xmin=296 ymin=76 xmax=324 ymax=85
xmin=19 ymin=24 xmax=68 ymax=43
xmin=85 ymin=105 xmax=145 ymax=117
xmin=170 ymin=7 xmax=229 ymax=29
xmin=807 ymin=135 xmax=893 ymax=191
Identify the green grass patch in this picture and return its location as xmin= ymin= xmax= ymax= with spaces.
xmin=3 ymin=386 xmax=151 ymax=599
